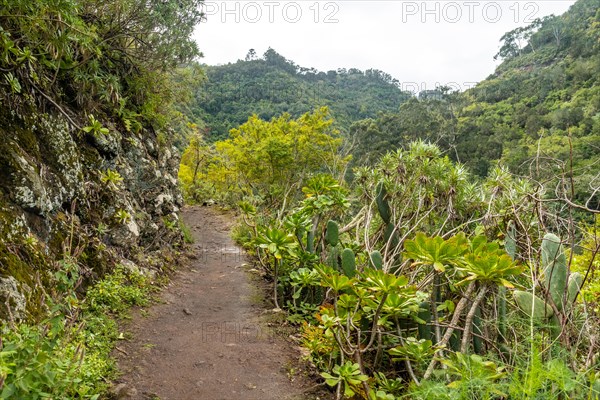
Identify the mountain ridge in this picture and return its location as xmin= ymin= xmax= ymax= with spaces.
xmin=182 ymin=47 xmax=412 ymax=141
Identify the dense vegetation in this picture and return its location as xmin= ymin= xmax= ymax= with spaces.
xmin=0 ymin=0 xmax=203 ymax=131
xmin=181 ymin=107 xmax=600 ymax=398
xmin=181 ymin=48 xmax=412 ymax=141
xmin=179 ymin=0 xmax=600 ymax=398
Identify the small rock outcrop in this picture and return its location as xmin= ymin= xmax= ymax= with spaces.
xmin=0 ymin=276 xmax=27 ymax=321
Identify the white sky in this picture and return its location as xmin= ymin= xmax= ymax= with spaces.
xmin=192 ymin=1 xmax=576 ymax=92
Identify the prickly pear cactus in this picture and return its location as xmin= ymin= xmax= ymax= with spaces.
xmin=341 ymin=248 xmax=356 ymax=278
xmin=567 ymin=272 xmax=583 ymax=305
xmin=306 ymin=230 xmax=314 ymax=254
xmin=513 ymin=290 xmax=554 ymax=322
xmin=325 ymin=220 xmax=339 ymax=247
xmin=370 ymin=250 xmax=383 ymax=270
xmin=541 ymin=233 xmax=568 ymax=311
xmin=327 ymin=244 xmax=341 ymax=270
xmin=499 ymin=221 xmax=516 ymax=341
xmin=505 ymin=220 xmax=517 ymax=260
xmin=383 ymin=222 xmax=399 ymax=249
xmin=376 ymin=182 xmax=391 ymax=224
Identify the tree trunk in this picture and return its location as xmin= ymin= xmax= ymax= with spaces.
xmin=460 ymin=284 xmax=488 ymax=354
xmin=423 ymin=281 xmax=476 ymax=380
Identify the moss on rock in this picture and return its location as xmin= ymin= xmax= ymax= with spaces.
xmin=0 ymin=102 xmax=184 ymax=323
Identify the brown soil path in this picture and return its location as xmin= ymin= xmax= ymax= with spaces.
xmin=114 ymin=206 xmax=327 ymax=400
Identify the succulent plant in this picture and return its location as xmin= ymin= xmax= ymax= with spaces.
xmin=325 ymin=220 xmax=339 ymax=247
xmin=327 ymin=244 xmax=341 ymax=270
xmin=541 ymin=233 xmax=568 ymax=311
xmin=512 ymin=233 xmax=581 ymax=338
xmin=370 ymin=250 xmax=383 ymax=270
xmin=376 ymin=182 xmax=391 ymax=224
xmin=306 ymin=223 xmax=317 ymax=254
xmin=341 ymin=248 xmax=357 ymax=278
xmin=513 ymin=290 xmax=554 ymax=322
xmin=567 ymin=272 xmax=583 ymax=305
xmin=383 ymin=222 xmax=399 ymax=250
xmin=499 ymin=221 xmax=517 ymax=341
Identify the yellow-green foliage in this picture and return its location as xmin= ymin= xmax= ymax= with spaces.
xmin=179 ymin=107 xmax=349 ymax=206
xmin=178 ymin=126 xmax=217 ymax=203
xmin=85 ymin=265 xmax=152 ymax=314
xmin=571 ymin=216 xmax=600 ymax=306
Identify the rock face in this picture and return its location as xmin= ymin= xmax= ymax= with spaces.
xmin=0 ymin=105 xmax=183 ymax=320
xmin=0 ymin=276 xmax=26 ymax=321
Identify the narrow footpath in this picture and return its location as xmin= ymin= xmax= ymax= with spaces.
xmin=114 ymin=206 xmax=326 ymax=400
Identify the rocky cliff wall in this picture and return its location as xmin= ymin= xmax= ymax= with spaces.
xmin=0 ymin=103 xmax=184 ymax=321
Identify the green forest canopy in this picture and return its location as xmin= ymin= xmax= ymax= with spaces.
xmin=181 ymin=48 xmax=412 ymax=141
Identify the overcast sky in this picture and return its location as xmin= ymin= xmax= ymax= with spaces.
xmin=192 ymin=1 xmax=575 ymax=92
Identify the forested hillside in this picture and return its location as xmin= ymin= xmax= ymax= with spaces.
xmin=351 ymin=0 xmax=599 ymax=195
xmin=182 ymin=48 xmax=412 ymax=141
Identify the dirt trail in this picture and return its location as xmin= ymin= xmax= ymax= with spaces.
xmin=114 ymin=206 xmax=325 ymax=400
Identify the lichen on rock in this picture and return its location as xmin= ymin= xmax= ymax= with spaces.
xmin=0 ymin=276 xmax=26 ymax=321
